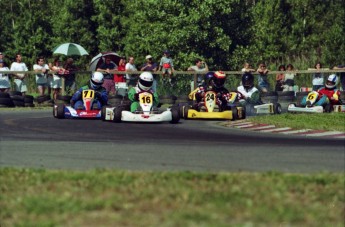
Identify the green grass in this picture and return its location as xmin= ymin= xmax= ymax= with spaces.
xmin=0 ymin=168 xmax=344 ymax=226
xmin=248 ymin=113 xmax=345 ymax=132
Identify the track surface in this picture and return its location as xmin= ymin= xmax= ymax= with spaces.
xmin=0 ymin=110 xmax=344 ymax=173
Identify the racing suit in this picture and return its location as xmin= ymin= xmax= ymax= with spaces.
xmin=192 ymin=84 xmax=230 ymax=111
xmin=128 ymin=86 xmax=159 ymax=112
xmin=301 ymin=87 xmax=341 ymax=107
xmin=71 ymin=82 xmax=108 ymax=110
xmin=237 ymin=85 xmax=262 ymax=105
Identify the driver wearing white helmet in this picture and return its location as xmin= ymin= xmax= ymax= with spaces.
xmin=70 ymin=71 xmax=108 ymax=110
xmin=301 ymin=74 xmax=342 ymax=107
xmin=128 ymin=72 xmax=159 ymax=112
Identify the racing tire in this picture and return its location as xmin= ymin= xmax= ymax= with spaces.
xmin=0 ymin=92 xmax=10 ymax=98
xmin=324 ymin=103 xmax=332 ymax=113
xmin=182 ymin=105 xmax=190 ymax=119
xmin=0 ymin=97 xmax=15 ymax=107
xmin=36 ymin=95 xmax=51 ymax=103
xmin=239 ymin=106 xmax=246 ymax=119
xmin=273 ymin=103 xmax=282 ymax=114
xmin=13 ymin=99 xmax=25 ymax=107
xmin=170 ymin=107 xmax=180 ymax=124
xmin=54 ymin=104 xmax=65 ymax=119
xmin=231 ymin=106 xmax=238 ymax=121
xmin=9 ymin=91 xmax=22 ymax=96
xmin=113 ymin=106 xmax=123 ymax=123
xmin=101 ymin=106 xmax=107 ymax=121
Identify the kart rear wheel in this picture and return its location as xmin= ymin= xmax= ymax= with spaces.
xmin=101 ymin=106 xmax=107 ymax=121
xmin=239 ymin=106 xmax=246 ymax=119
xmin=231 ymin=106 xmax=238 ymax=121
xmin=54 ymin=103 xmax=65 ymax=119
xmin=113 ymin=106 xmax=123 ymax=123
xmin=182 ymin=105 xmax=190 ymax=119
xmin=170 ymin=107 xmax=180 ymax=124
xmin=273 ymin=103 xmax=282 ymax=114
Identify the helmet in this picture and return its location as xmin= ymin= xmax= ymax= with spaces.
xmin=90 ymin=72 xmax=104 ymax=89
xmin=325 ymin=74 xmax=338 ymax=89
xmin=138 ymin=72 xmax=153 ymax=91
xmin=204 ymin=72 xmax=214 ymax=86
xmin=213 ymin=71 xmax=226 ymax=88
xmin=242 ymin=72 xmax=254 ymax=89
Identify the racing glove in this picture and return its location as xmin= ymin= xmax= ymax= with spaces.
xmin=134 ymin=93 xmax=139 ymax=101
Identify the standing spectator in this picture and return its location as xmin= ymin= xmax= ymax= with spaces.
xmin=125 ymin=56 xmax=138 ymax=88
xmin=311 ymin=62 xmax=324 ymax=91
xmin=0 ymin=59 xmax=10 ymax=93
xmin=187 ymin=58 xmax=209 ymax=91
xmin=158 ymin=50 xmax=175 ymax=83
xmin=49 ymin=58 xmax=65 ymax=102
xmin=97 ymin=56 xmax=117 ymax=95
xmin=114 ymin=57 xmax=126 ymax=84
xmin=333 ymin=64 xmax=345 ymax=91
xmin=63 ymin=58 xmax=78 ymax=95
xmin=256 ymin=63 xmax=269 ymax=93
xmin=141 ymin=55 xmax=158 ymax=92
xmin=33 ymin=57 xmax=49 ymax=96
xmin=275 ymin=65 xmax=285 ymax=92
xmin=10 ymin=53 xmax=28 ymax=96
xmin=283 ymin=64 xmax=296 ymax=91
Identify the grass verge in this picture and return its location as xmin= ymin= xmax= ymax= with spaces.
xmin=248 ymin=113 xmax=345 ymax=132
xmin=0 ymin=168 xmax=344 ymax=226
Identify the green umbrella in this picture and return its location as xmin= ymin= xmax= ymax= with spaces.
xmin=52 ymin=43 xmax=89 ymax=56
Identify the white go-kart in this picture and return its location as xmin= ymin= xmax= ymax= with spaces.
xmin=102 ymin=91 xmax=180 ymax=123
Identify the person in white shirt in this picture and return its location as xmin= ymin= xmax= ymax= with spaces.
xmin=125 ymin=56 xmax=137 ymax=87
xmin=0 ymin=59 xmax=10 ymax=93
xmin=33 ymin=56 xmax=50 ymax=96
xmin=10 ymin=54 xmax=28 ymax=96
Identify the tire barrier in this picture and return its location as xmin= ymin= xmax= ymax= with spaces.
xmin=261 ymin=91 xmax=278 ymax=103
xmin=295 ymin=91 xmax=309 ymax=107
xmin=277 ymin=91 xmax=295 ymax=112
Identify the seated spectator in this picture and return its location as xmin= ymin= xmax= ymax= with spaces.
xmin=275 ymin=64 xmax=285 ymax=92
xmin=333 ymin=64 xmax=345 ymax=91
xmin=241 ymin=62 xmax=255 ymax=73
xmin=283 ymin=64 xmax=296 ymax=91
xmin=256 ymin=63 xmax=270 ymax=92
xmin=311 ymin=62 xmax=324 ymax=91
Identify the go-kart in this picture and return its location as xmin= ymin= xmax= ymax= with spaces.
xmin=288 ymin=91 xmax=337 ymax=113
xmin=101 ymin=91 xmax=180 ymax=123
xmin=53 ymin=89 xmax=102 ymax=119
xmin=180 ymin=90 xmax=244 ymax=120
xmin=228 ymin=91 xmax=281 ymax=116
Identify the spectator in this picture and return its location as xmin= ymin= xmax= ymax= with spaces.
xmin=70 ymin=72 xmax=108 ymax=110
xmin=256 ymin=63 xmax=269 ymax=93
xmin=0 ymin=52 xmax=8 ymax=67
xmin=241 ymin=62 xmax=255 ymax=73
xmin=140 ymin=55 xmax=158 ymax=92
xmin=97 ymin=56 xmax=117 ymax=95
xmin=10 ymin=53 xmax=28 ymax=96
xmin=275 ymin=64 xmax=285 ymax=92
xmin=283 ymin=64 xmax=296 ymax=91
xmin=114 ymin=57 xmax=126 ymax=84
xmin=0 ymin=59 xmax=10 ymax=93
xmin=63 ymin=58 xmax=78 ymax=95
xmin=311 ymin=62 xmax=324 ymax=91
xmin=33 ymin=56 xmax=49 ymax=96
xmin=49 ymin=58 xmax=65 ymax=102
xmin=125 ymin=56 xmax=138 ymax=88
xmin=333 ymin=64 xmax=345 ymax=91
xmin=158 ymin=50 xmax=175 ymax=83
xmin=187 ymin=58 xmax=209 ymax=91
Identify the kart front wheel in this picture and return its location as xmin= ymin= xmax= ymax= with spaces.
xmin=113 ymin=106 xmax=123 ymax=123
xmin=324 ymin=103 xmax=332 ymax=113
xmin=101 ymin=106 xmax=107 ymax=121
xmin=170 ymin=107 xmax=180 ymax=124
xmin=273 ymin=103 xmax=282 ymax=114
xmin=231 ymin=106 xmax=238 ymax=121
xmin=54 ymin=103 xmax=65 ymax=119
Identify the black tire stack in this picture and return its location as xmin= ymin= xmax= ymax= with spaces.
xmin=0 ymin=92 xmax=15 ymax=108
xmin=261 ymin=91 xmax=279 ymax=104
xmin=35 ymin=95 xmax=53 ymax=107
xmin=277 ymin=91 xmax=295 ymax=112
xmin=159 ymin=95 xmax=176 ymax=106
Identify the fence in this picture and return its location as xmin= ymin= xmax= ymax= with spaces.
xmin=1 ymin=69 xmax=345 ymax=96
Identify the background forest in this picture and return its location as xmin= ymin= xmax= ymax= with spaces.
xmin=0 ymin=0 xmax=344 ymax=94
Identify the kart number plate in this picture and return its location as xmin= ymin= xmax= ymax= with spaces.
xmin=139 ymin=92 xmax=153 ymax=105
xmin=306 ymin=91 xmax=318 ymax=103
xmin=82 ymin=90 xmax=95 ymax=99
xmin=228 ymin=92 xmax=238 ymax=103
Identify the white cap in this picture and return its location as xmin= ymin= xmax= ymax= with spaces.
xmin=145 ymin=55 xmax=152 ymax=60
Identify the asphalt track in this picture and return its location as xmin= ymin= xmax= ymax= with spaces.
xmin=0 ymin=109 xmax=344 ymax=173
